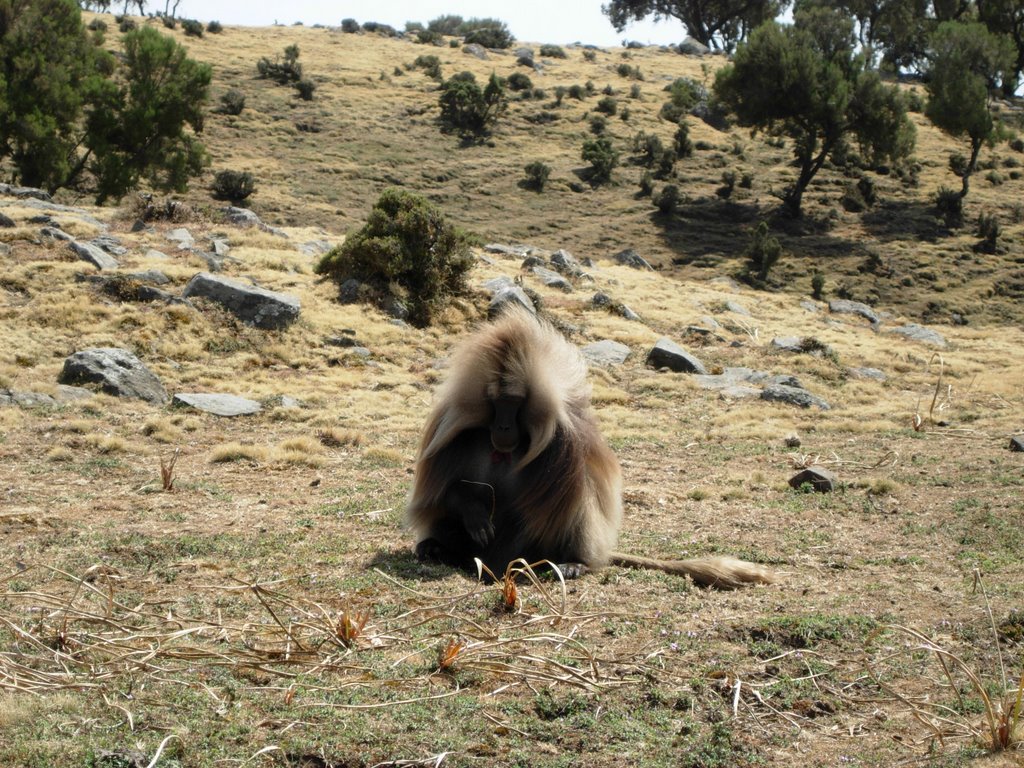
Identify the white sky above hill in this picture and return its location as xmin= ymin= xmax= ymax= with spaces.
xmin=173 ymin=1 xmax=692 ymax=47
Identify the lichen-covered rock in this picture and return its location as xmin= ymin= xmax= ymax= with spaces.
xmin=58 ymin=348 xmax=168 ymax=404
xmin=182 ymin=272 xmax=300 ymax=329
xmin=646 ymin=338 xmax=707 ymax=374
xmin=172 ymin=393 xmax=261 ymax=417
xmin=582 ymin=340 xmax=631 ymax=366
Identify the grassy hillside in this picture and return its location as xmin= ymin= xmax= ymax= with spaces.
xmin=0 ymin=14 xmax=1022 ymax=768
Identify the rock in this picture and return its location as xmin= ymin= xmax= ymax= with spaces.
xmin=582 ymin=340 xmax=631 ymax=366
xmin=771 ymin=337 xmax=833 ymax=357
xmin=299 ymin=240 xmax=332 ymax=256
xmin=764 ymin=374 xmax=803 ymax=389
xmin=483 ymin=276 xmax=515 ymax=293
xmin=1010 ymin=435 xmax=1024 ymax=452
xmin=848 ymin=367 xmax=886 ymax=382
xmin=489 ymin=286 xmax=535 ymax=317
xmin=788 ymin=467 xmax=837 ymax=493
xmin=484 ymin=243 xmax=531 ymax=258
xmin=693 ymin=367 xmax=763 ymax=390
xmin=463 ymin=43 xmax=489 ymax=59
xmin=339 ymin=278 xmax=361 ymax=303
xmin=709 ymin=276 xmax=742 ymax=291
xmin=800 ymin=300 xmax=821 ymax=313
xmin=828 ymin=299 xmax=879 ymax=325
xmin=678 ymin=37 xmax=711 ymax=55
xmin=0 ymin=389 xmax=57 ymax=408
xmin=70 ymin=240 xmax=120 ymax=270
xmin=325 ymin=335 xmax=361 ymax=348
xmin=127 ymin=270 xmax=170 ymax=285
xmin=761 ymin=384 xmax=831 ymax=410
xmin=784 ymin=434 xmax=801 ymax=448
xmin=222 ymin=206 xmax=262 ymax=227
xmin=136 ymin=285 xmax=182 ymax=303
xmin=771 ymin=336 xmax=803 ymax=352
xmin=725 ymin=300 xmax=750 ymax=316
xmin=618 ymin=304 xmax=642 ymax=321
xmin=211 ymin=238 xmax=230 ymax=257
xmin=182 ymin=272 xmax=300 ymax=329
xmin=0 ymin=212 xmax=15 ymax=228
xmin=382 ymin=296 xmax=409 ymax=321
xmin=531 ymin=265 xmax=572 ymax=292
xmin=0 ymin=183 xmax=52 ymax=201
xmin=58 ymin=348 xmax=168 ymax=404
xmin=886 ymin=323 xmax=947 ymax=348
xmin=551 ymin=249 xmax=580 ymax=270
xmin=56 ymin=384 xmax=94 ymax=402
xmin=718 ymin=385 xmax=761 ymax=400
xmin=613 ymin=248 xmax=654 ymax=270
xmin=592 ymin=292 xmax=612 ymax=308
xmin=646 ymin=338 xmax=707 ymax=374
xmin=92 ymin=235 xmax=127 ymax=256
xmin=515 ymin=47 xmax=535 ymax=66
xmin=40 ymin=226 xmax=73 ymax=242
xmin=145 ymin=249 xmax=170 ymax=260
xmin=264 ymin=394 xmax=303 ymax=409
xmin=172 ymin=393 xmax=261 ymax=417
xmin=130 ymin=219 xmax=148 ymax=233
xmin=166 ymin=228 xmax=195 ymax=249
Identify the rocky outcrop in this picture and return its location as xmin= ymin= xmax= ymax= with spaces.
xmin=182 ymin=273 xmax=300 ymax=329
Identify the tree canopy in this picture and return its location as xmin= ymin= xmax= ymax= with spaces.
xmin=603 ymin=0 xmax=789 ymax=51
xmin=714 ymin=10 xmax=915 ymax=216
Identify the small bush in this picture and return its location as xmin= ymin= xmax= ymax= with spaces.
xmin=88 ymin=18 xmax=107 ymax=32
xmin=740 ymin=172 xmax=754 ymax=189
xmin=602 ymin=83 xmax=615 ymax=95
xmin=182 ymin=18 xmax=203 ymax=37
xmin=341 ymin=18 xmax=360 ymax=33
xmin=207 ymin=20 xmax=223 ymax=33
xmin=745 ymin=221 xmax=782 ymax=282
xmin=583 ymin=49 xmax=597 ymax=62
xmin=674 ymin=122 xmax=693 ymax=158
xmin=811 ymin=273 xmax=825 ymax=300
xmin=582 ymin=136 xmax=618 ymax=184
xmin=507 ymin=72 xmax=533 ymax=92
xmin=314 ymin=188 xmax=473 ymax=327
xmin=523 ymin=161 xmax=551 ymax=191
xmin=295 ymin=78 xmax=316 ymax=101
xmin=986 ymin=169 xmax=1004 ymax=185
xmin=976 ymin=212 xmax=1000 ymax=253
xmin=589 ymin=115 xmax=608 ymax=134
xmin=567 ymin=84 xmax=586 ymax=100
xmin=906 ymin=89 xmax=925 ymax=112
xmin=362 ymin=21 xmax=398 ymax=36
xmin=258 ymin=44 xmax=302 ymax=84
xmin=585 ymin=80 xmax=596 ymax=94
xmin=218 ymin=89 xmax=246 ymax=115
xmin=162 ymin=15 xmax=177 ymax=29
xmin=655 ymin=149 xmax=676 ymax=178
xmin=633 ymin=132 xmax=664 ymax=167
xmin=438 ymin=71 xmax=506 ymax=135
xmin=462 ymin=19 xmax=514 ymax=49
xmin=654 ymin=184 xmax=681 ymax=214
xmin=212 ymin=170 xmax=256 ymax=201
xmin=1010 ymin=137 xmax=1024 ymax=153
xmin=660 ymin=77 xmax=703 ymax=123
xmin=595 ymin=96 xmax=618 ymax=116
xmin=416 ymin=28 xmax=443 ymax=45
xmin=428 ymin=14 xmax=463 ymax=35
xmin=716 ymin=170 xmax=737 ymax=199
xmin=118 ymin=17 xmax=137 ymax=33
xmin=629 ymin=83 xmax=642 ymax=99
xmin=413 ymin=54 xmax=442 ymax=80
xmin=539 ymin=44 xmax=566 ymax=58
xmin=638 ymin=171 xmax=655 ymax=197
xmin=935 ymin=186 xmax=964 ymax=228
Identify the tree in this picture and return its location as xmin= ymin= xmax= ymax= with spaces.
xmin=714 ymin=12 xmax=915 ymax=216
xmin=603 ymin=0 xmax=789 ymax=52
xmin=925 ymin=21 xmax=1014 ymax=200
xmin=976 ymin=0 xmax=1024 ymax=96
xmin=0 ymin=1 xmax=210 ymax=200
xmin=86 ymin=26 xmax=210 ymax=202
xmin=438 ymin=72 xmax=506 ymax=136
xmin=0 ymin=0 xmax=111 ymax=192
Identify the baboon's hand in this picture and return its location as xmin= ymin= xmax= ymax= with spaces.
xmin=462 ymin=507 xmax=495 ymax=549
xmin=415 ymin=538 xmax=446 ymax=562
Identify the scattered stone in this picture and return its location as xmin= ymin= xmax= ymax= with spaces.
xmin=58 ymin=348 xmax=168 ymax=404
xmin=166 ymin=227 xmax=195 ymax=249
xmin=484 ymin=243 xmax=531 ymax=258
xmin=92 ymin=235 xmax=127 ymax=256
xmin=489 ymin=286 xmax=535 ymax=316
xmin=483 ymin=276 xmax=515 ymax=293
xmin=130 ymin=219 xmax=148 ymax=233
xmin=764 ymin=374 xmax=803 ymax=388
xmin=145 ymin=248 xmax=169 ymax=260
xmin=211 ymin=239 xmax=230 ymax=257
xmin=678 ymin=37 xmax=711 ymax=55
xmin=582 ymin=340 xmax=631 ymax=366
xmin=551 ymin=249 xmax=580 ymax=271
xmin=1010 ymin=435 xmax=1024 ymax=452
xmin=848 ymin=367 xmax=887 ymax=382
xmin=646 ymin=338 xmax=708 ymax=374
xmin=0 ymin=183 xmax=51 ymax=201
xmin=182 ymin=272 xmax=300 ymax=329
xmin=70 ymin=240 xmax=119 ymax=270
xmin=325 ymin=335 xmax=361 ymax=348
xmin=127 ymin=270 xmax=170 ymax=285
xmin=592 ymin=292 xmax=612 ymax=308
xmin=136 ymin=285 xmax=182 ymax=303
xmin=693 ymin=367 xmax=763 ymax=390
xmin=530 ymin=265 xmax=572 ymax=292
xmin=264 ymin=394 xmax=303 ymax=408
xmin=828 ymin=299 xmax=879 ymax=325
xmin=222 ymin=206 xmax=262 ymax=228
xmin=717 ymin=385 xmax=761 ymax=400
xmin=800 ymin=300 xmax=821 ymax=313
xmin=771 ymin=336 xmax=834 ymax=357
xmin=886 ymin=323 xmax=947 ymax=348
xmin=725 ymin=300 xmax=750 ymax=316
xmin=40 ymin=226 xmax=73 ymax=242
xmin=0 ymin=212 xmax=15 ymax=228
xmin=618 ymin=304 xmax=642 ymax=321
xmin=299 ymin=240 xmax=332 ymax=256
xmin=0 ymin=389 xmax=57 ymax=408
xmin=761 ymin=384 xmax=831 ymax=410
xmin=788 ymin=467 xmax=837 ymax=493
xmin=613 ymin=248 xmax=653 ymax=270
xmin=338 ymin=278 xmax=361 ymax=303
xmin=463 ymin=43 xmax=489 ymax=59
xmin=771 ymin=336 xmax=803 ymax=352
xmin=172 ymin=392 xmax=261 ymax=417
xmin=515 ymin=47 xmax=534 ymax=66
xmin=382 ymin=296 xmax=409 ymax=321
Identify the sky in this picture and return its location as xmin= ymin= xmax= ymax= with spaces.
xmin=172 ymin=1 xmax=693 ymax=48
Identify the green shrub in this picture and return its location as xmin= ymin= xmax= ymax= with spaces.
xmin=162 ymin=15 xmax=177 ymax=29
xmin=595 ymin=96 xmax=618 ymax=115
xmin=118 ymin=17 xmax=137 ymax=33
xmin=295 ymin=78 xmax=316 ymax=100
xmin=655 ymin=149 xmax=676 ymax=178
xmin=341 ymin=18 xmax=359 ymax=33
xmin=539 ymin=44 xmax=566 ymax=58
xmin=811 ymin=273 xmax=825 ymax=299
xmin=415 ymin=28 xmax=443 ymax=45
xmin=589 ymin=115 xmax=608 ymax=134
xmin=582 ymin=136 xmax=618 ymax=184
xmin=986 ymin=169 xmax=1004 ymax=185
xmin=638 ymin=171 xmax=655 ymax=197
xmin=976 ymin=212 xmax=1000 ymax=253
xmin=462 ymin=19 xmax=514 ymax=49
xmin=745 ymin=221 xmax=782 ymax=281
xmin=413 ymin=54 xmax=442 ymax=79
xmin=630 ymin=83 xmax=642 ymax=99
xmin=583 ymin=49 xmax=596 ymax=62
xmin=740 ymin=172 xmax=754 ymax=189
xmin=523 ymin=161 xmax=551 ymax=191
xmin=182 ymin=18 xmax=203 ymax=37
xmin=1011 ymin=137 xmax=1024 ymax=153
xmin=207 ymin=20 xmax=223 ymax=34
xmin=314 ymin=188 xmax=473 ymax=327
xmin=654 ymin=184 xmax=681 ymax=213
xmin=660 ymin=77 xmax=703 ymax=123
xmin=88 ymin=18 xmax=107 ymax=32
xmin=716 ymin=170 xmax=737 ymax=199
xmin=428 ymin=15 xmax=463 ymax=35
xmin=507 ymin=72 xmax=532 ymax=91
xmin=258 ymin=44 xmax=302 ymax=84
xmin=632 ymin=132 xmax=664 ymax=167
xmin=567 ymin=84 xmax=586 ymax=100
xmin=362 ymin=21 xmax=397 ymax=36
xmin=218 ymin=89 xmax=246 ymax=115
xmin=438 ymin=71 xmax=506 ymax=135
xmin=674 ymin=122 xmax=693 ymax=158
xmin=212 ymin=170 xmax=255 ymax=201
xmin=935 ymin=186 xmax=964 ymax=228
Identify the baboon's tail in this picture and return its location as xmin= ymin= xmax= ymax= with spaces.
xmin=609 ymin=552 xmax=775 ymax=589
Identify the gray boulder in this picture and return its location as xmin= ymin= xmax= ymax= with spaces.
xmin=40 ymin=226 xmax=73 ymax=242
xmin=172 ymin=393 xmax=262 ymax=417
xmin=886 ymin=323 xmax=947 ymax=348
xmin=848 ymin=367 xmax=887 ymax=382
xmin=182 ymin=272 xmax=300 ymax=329
xmin=463 ymin=43 xmax=489 ymax=59
xmin=725 ymin=300 xmax=750 ymax=316
xmin=789 ymin=467 xmax=838 ymax=493
xmin=484 ymin=243 xmax=532 ymax=258
xmin=222 ymin=207 xmax=262 ymax=227
xmin=0 ymin=212 xmax=15 ymax=228
xmin=0 ymin=183 xmax=51 ymax=201
xmin=70 ymin=240 xmax=119 ymax=270
xmin=489 ymin=286 xmax=535 ymax=317
xmin=1009 ymin=435 xmax=1024 ymax=452
xmin=92 ymin=235 xmax=127 ymax=256
xmin=828 ymin=299 xmax=879 ymax=325
xmin=761 ymin=384 xmax=831 ymax=410
xmin=582 ymin=340 xmax=631 ymax=366
xmin=646 ymin=338 xmax=707 ymax=374
xmin=678 ymin=37 xmax=711 ymax=55
xmin=0 ymin=389 xmax=57 ymax=408
xmin=166 ymin=228 xmax=195 ymax=249
xmin=58 ymin=348 xmax=168 ymax=404
xmin=613 ymin=248 xmax=654 ymax=270
xmin=531 ymin=265 xmax=573 ymax=292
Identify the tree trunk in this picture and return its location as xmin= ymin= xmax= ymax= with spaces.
xmin=960 ymin=136 xmax=983 ymax=199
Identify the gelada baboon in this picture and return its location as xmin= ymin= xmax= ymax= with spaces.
xmin=406 ymin=306 xmax=773 ymax=588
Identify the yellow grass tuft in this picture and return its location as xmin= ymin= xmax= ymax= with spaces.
xmin=141 ymin=417 xmax=184 ymax=443
xmin=45 ymin=447 xmax=75 ymax=462
xmin=316 ymin=428 xmax=364 ymax=448
xmin=82 ymin=434 xmax=128 ymax=454
xmin=209 ymin=442 xmax=268 ymax=463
